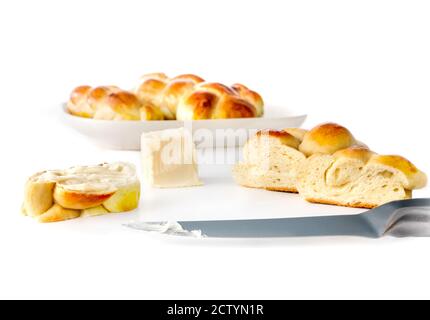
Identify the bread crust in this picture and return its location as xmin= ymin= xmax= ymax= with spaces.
xmin=333 ymin=146 xmax=375 ymax=162
xmin=87 ymin=86 xmax=120 ymax=110
xmin=231 ymin=83 xmax=264 ymax=116
xmin=173 ymin=74 xmax=205 ymax=83
xmin=181 ymin=91 xmax=218 ymax=120
xmin=106 ymin=91 xmax=141 ymax=120
xmin=265 ymin=186 xmax=299 ymax=193
xmin=283 ymin=128 xmax=308 ymax=142
xmin=237 ymin=183 xmax=298 ymax=194
xmin=214 ymin=96 xmax=256 ymax=119
xmin=137 ymin=78 xmax=167 ymax=99
xmin=38 ymin=204 xmax=81 ymax=223
xmin=368 ymin=155 xmax=427 ymax=189
xmin=255 ymin=130 xmax=301 ymax=149
xmin=67 ymin=85 xmax=93 ymax=118
xmin=68 ymin=85 xmax=148 ymax=121
xmin=140 ymin=102 xmax=165 ymax=120
xmin=305 ymin=197 xmax=377 ymax=209
xmin=53 ymin=185 xmax=114 ymax=210
xmin=198 ymin=82 xmax=237 ymax=96
xmin=299 ymin=123 xmax=357 ymax=156
xmin=140 ymin=72 xmax=169 ymax=81
xmin=23 ymin=180 xmax=55 ymax=217
xmin=162 ymin=80 xmax=197 ymax=117
xmin=177 ymin=82 xmax=260 ymax=120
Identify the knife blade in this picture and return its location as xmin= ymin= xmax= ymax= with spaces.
xmin=126 ymin=198 xmax=430 ymax=238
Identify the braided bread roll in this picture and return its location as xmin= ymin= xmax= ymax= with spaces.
xmin=233 ymin=123 xmax=427 ymax=208
xmin=22 ymin=163 xmax=140 ymax=223
xmin=67 ymin=85 xmax=120 ymax=118
xmin=67 ymin=86 xmax=164 ymax=121
xmin=176 ymin=82 xmax=261 ymax=120
xmin=297 ymin=147 xmax=427 ymax=208
xmin=67 ymin=73 xmax=264 ymax=121
xmin=135 ymin=73 xmax=264 ymax=120
xmin=231 ymin=83 xmax=264 ymax=117
xmin=135 ymin=73 xmax=205 ymax=120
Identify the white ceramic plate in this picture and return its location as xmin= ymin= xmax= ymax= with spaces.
xmin=60 ymin=104 xmax=307 ymax=150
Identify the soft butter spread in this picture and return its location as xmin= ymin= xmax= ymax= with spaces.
xmin=31 ymin=162 xmax=138 ymax=194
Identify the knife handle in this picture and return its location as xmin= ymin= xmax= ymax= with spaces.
xmin=362 ymin=198 xmax=430 ymax=237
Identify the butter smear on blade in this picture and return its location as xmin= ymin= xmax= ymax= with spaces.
xmin=125 ymin=221 xmax=204 ymax=238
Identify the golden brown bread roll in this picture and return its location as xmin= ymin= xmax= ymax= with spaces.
xmin=66 ymin=85 xmax=93 ymax=118
xmin=67 ymin=85 xmax=165 ymax=121
xmin=94 ymin=91 xmax=142 ymax=120
xmin=233 ymin=123 xmax=427 ymax=208
xmin=135 ymin=73 xmax=169 ymax=109
xmin=231 ymin=83 xmax=264 ymax=117
xmin=140 ymin=102 xmax=165 ymax=121
xmin=134 ymin=73 xmax=205 ymax=119
xmin=22 ymin=163 xmax=140 ymax=223
xmin=67 ymin=73 xmax=264 ymax=121
xmin=67 ymin=86 xmax=121 ymax=118
xmin=159 ymin=76 xmax=205 ymax=119
xmin=176 ymin=82 xmax=258 ymax=120
xmin=299 ymin=123 xmax=357 ymax=156
xmin=87 ymin=86 xmax=121 ymax=111
xmin=134 ymin=73 xmax=264 ymax=120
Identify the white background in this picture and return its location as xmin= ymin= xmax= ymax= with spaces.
xmin=1 ymin=0 xmax=430 ymax=299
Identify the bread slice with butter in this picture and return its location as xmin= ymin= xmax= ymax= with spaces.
xmin=141 ymin=128 xmax=202 ymax=188
xmin=22 ymin=162 xmax=140 ymax=223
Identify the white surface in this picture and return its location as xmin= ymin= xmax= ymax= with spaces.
xmin=1 ymin=0 xmax=430 ymax=300
xmin=61 ymin=105 xmax=307 ymax=150
xmin=138 ymin=155 xmax=365 ymax=222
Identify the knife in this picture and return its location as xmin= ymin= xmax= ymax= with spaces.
xmin=126 ymin=198 xmax=430 ymax=238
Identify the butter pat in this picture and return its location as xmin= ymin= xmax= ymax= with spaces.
xmin=141 ymin=128 xmax=202 ymax=188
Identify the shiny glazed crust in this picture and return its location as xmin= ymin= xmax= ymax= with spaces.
xmin=176 ymin=82 xmax=258 ymax=120
xmin=67 ymin=73 xmax=264 ymax=121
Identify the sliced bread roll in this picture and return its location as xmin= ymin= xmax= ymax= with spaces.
xmin=23 ymin=162 xmax=140 ymax=223
xmin=232 ymin=130 xmax=306 ymax=192
xmin=233 ymin=123 xmax=360 ymax=193
xmin=233 ymin=122 xmax=427 ymax=208
xmin=297 ymin=147 xmax=427 ymax=208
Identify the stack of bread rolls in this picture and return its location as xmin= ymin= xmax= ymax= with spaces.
xmin=66 ymin=73 xmax=264 ymax=121
xmin=23 ymin=163 xmax=140 ymax=223
xmin=233 ymin=123 xmax=427 ymax=208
